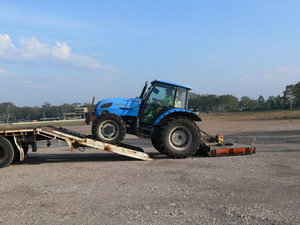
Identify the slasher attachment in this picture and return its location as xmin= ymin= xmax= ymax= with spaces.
xmin=199 ymin=129 xmax=256 ymax=157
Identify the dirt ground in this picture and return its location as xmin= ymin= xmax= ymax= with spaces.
xmin=0 ymin=118 xmax=299 ymax=225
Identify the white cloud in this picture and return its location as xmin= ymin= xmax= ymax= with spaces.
xmin=0 ymin=34 xmax=109 ymax=69
xmin=277 ymin=66 xmax=300 ymax=74
xmin=0 ymin=34 xmax=18 ymax=58
xmin=19 ymin=37 xmax=49 ymax=58
xmin=263 ymin=73 xmax=279 ymax=80
xmin=51 ymin=42 xmax=70 ymax=59
xmin=0 ymin=34 xmax=14 ymax=51
xmin=241 ymin=75 xmax=254 ymax=80
xmin=277 ymin=66 xmax=290 ymax=73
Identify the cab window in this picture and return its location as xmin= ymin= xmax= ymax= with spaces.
xmin=175 ymin=87 xmax=188 ymax=109
xmin=147 ymin=84 xmax=175 ymax=106
xmin=141 ymin=83 xmax=175 ymax=123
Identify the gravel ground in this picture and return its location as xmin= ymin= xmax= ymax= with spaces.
xmin=0 ymin=118 xmax=299 ymax=225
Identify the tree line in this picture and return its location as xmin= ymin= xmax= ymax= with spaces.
xmin=0 ymin=102 xmax=91 ymax=123
xmin=1 ymin=81 xmax=299 ymax=123
xmin=189 ymin=81 xmax=300 ymax=112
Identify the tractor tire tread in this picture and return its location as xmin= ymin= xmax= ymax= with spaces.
xmin=156 ymin=116 xmax=200 ymax=158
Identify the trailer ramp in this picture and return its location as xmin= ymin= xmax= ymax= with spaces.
xmin=38 ymin=126 xmax=153 ymax=161
xmin=0 ymin=126 xmax=152 ymax=162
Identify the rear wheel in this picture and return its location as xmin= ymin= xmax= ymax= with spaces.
xmin=0 ymin=137 xmax=15 ymax=168
xmin=92 ymin=114 xmax=126 ymax=145
xmin=156 ymin=117 xmax=200 ymax=158
xmin=151 ymin=127 xmax=164 ymax=154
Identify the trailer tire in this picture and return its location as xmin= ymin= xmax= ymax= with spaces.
xmin=157 ymin=117 xmax=200 ymax=158
xmin=92 ymin=114 xmax=126 ymax=145
xmin=0 ymin=137 xmax=15 ymax=168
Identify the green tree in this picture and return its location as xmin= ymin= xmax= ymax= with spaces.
xmin=266 ymin=96 xmax=278 ymax=110
xmin=257 ymin=95 xmax=266 ymax=110
xmin=239 ymin=96 xmax=252 ymax=110
xmin=189 ymin=93 xmax=218 ymax=112
xmin=188 ymin=93 xmax=200 ymax=110
xmin=293 ymin=82 xmax=300 ymax=106
xmin=248 ymin=99 xmax=259 ymax=110
xmin=0 ymin=102 xmax=16 ymax=123
xmin=204 ymin=95 xmax=219 ymax=112
xmin=42 ymin=102 xmax=52 ymax=119
xmin=275 ymin=95 xmax=283 ymax=109
xmin=218 ymin=95 xmax=239 ymax=112
xmin=283 ymin=84 xmax=295 ymax=110
xmin=282 ymin=82 xmax=300 ymax=109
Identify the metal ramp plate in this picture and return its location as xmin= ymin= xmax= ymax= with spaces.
xmin=38 ymin=126 xmax=153 ymax=161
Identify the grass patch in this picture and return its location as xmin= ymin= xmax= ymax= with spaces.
xmin=200 ymin=110 xmax=300 ymax=121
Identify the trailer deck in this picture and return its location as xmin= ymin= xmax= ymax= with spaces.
xmin=0 ymin=126 xmax=153 ymax=168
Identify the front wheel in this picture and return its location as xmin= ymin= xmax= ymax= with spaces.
xmin=156 ymin=117 xmax=200 ymax=158
xmin=92 ymin=114 xmax=126 ymax=145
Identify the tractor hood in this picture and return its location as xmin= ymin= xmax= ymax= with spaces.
xmin=94 ymin=98 xmax=142 ymax=117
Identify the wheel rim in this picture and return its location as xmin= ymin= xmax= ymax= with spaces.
xmin=169 ymin=126 xmax=192 ymax=151
xmin=98 ymin=120 xmax=120 ymax=141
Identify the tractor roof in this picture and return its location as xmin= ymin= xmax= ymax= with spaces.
xmin=151 ymin=79 xmax=192 ymax=90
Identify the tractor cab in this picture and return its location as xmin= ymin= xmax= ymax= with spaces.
xmin=139 ymin=80 xmax=191 ymax=124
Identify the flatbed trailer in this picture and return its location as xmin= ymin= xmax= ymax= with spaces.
xmin=0 ymin=126 xmax=153 ymax=168
xmin=0 ymin=125 xmax=256 ymax=168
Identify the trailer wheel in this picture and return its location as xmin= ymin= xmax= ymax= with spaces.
xmin=157 ymin=117 xmax=200 ymax=158
xmin=92 ymin=114 xmax=126 ymax=145
xmin=0 ymin=137 xmax=15 ymax=168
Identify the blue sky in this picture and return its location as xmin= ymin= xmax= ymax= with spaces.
xmin=0 ymin=0 xmax=299 ymax=106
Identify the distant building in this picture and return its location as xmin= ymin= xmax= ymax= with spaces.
xmin=63 ymin=107 xmax=88 ymax=120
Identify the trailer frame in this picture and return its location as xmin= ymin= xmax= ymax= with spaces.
xmin=0 ymin=126 xmax=153 ymax=168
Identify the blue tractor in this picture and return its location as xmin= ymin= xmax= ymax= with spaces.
xmin=86 ymin=80 xmax=202 ymax=158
